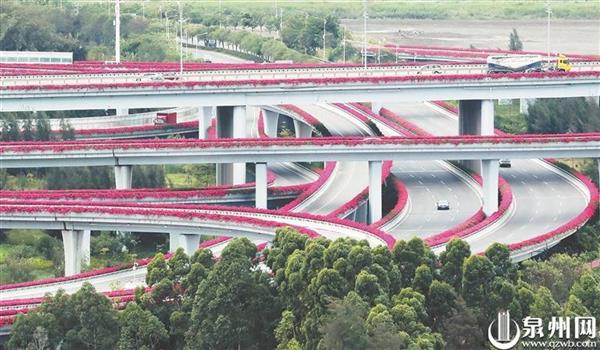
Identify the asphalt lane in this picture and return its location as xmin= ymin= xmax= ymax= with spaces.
xmin=384 ymin=101 xmax=588 ymax=254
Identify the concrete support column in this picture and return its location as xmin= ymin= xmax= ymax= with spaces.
xmin=114 ymin=165 xmax=133 ymax=189
xmin=255 ymin=162 xmax=268 ymax=209
xmin=62 ymin=230 xmax=89 ymax=276
xmin=181 ymin=234 xmax=201 ymax=256
xmin=459 ymin=99 xmax=495 ymax=173
xmin=368 ymin=161 xmax=383 ymax=223
xmin=293 ymin=120 xmax=312 ymax=138
xmin=116 ymin=108 xmax=129 ymax=116
xmin=262 ymin=110 xmax=279 ymax=137
xmin=169 ymin=232 xmax=182 ymax=252
xmin=481 ymin=159 xmax=500 ymax=216
xmin=519 ymin=98 xmax=536 ymax=115
xmin=216 ymin=106 xmax=246 ymax=185
xmin=198 ymin=106 xmax=214 ymax=139
xmin=371 ymin=102 xmax=383 ymax=115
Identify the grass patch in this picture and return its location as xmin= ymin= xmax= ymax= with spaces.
xmin=495 ymin=99 xmax=527 ymax=134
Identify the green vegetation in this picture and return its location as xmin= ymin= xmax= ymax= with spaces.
xmin=526 ymin=97 xmax=600 ymax=134
xmin=508 ymin=28 xmax=523 ymax=51
xmin=9 ymin=229 xmax=600 ymax=349
xmin=152 ymin=1 xmax=600 ymax=21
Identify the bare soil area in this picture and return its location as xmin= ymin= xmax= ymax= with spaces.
xmin=342 ymin=18 xmax=600 ymax=55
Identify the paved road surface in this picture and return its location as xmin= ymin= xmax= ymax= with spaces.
xmin=290 ymin=104 xmax=373 ymax=215
xmin=384 ymin=101 xmax=588 ymax=254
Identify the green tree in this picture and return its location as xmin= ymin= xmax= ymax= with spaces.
xmin=35 ymin=116 xmax=53 ymax=141
xmin=427 ymin=280 xmax=457 ymax=331
xmin=462 ymin=255 xmax=495 ymax=308
xmin=117 ymin=303 xmax=168 ymax=350
xmin=570 ymin=271 xmax=600 ymax=319
xmin=7 ymin=312 xmax=59 ymax=350
xmin=186 ymin=238 xmax=279 ymax=350
xmin=319 ymin=291 xmax=368 ymax=350
xmin=526 ymin=98 xmax=600 ymax=133
xmin=509 ymin=28 xmax=523 ymax=51
xmin=530 ymin=286 xmax=562 ymax=323
xmin=439 ymin=238 xmax=471 ymax=292
xmin=59 ymin=118 xmax=75 ymax=140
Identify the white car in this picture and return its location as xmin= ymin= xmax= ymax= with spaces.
xmin=499 ymin=159 xmax=512 ymax=168
xmin=136 ymin=73 xmax=164 ymax=82
xmin=417 ymin=64 xmax=443 ymax=75
xmin=436 ymin=200 xmax=450 ymax=210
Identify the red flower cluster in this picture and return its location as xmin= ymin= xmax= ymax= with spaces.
xmin=280 ymin=162 xmax=336 ymax=211
xmin=372 ymin=177 xmax=410 ymax=227
xmin=5 ymin=70 xmax=599 ymax=92
xmin=327 ymin=161 xmax=394 ymax=218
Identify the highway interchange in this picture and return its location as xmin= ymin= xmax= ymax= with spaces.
xmin=0 ymin=50 xmax=598 ymax=321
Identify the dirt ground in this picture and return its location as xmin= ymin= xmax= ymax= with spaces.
xmin=342 ymin=18 xmax=600 ymax=55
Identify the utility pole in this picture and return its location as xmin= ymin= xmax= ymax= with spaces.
xmin=323 ymin=18 xmax=327 ymax=61
xmin=115 ymin=0 xmax=121 ymax=63
xmin=279 ymin=8 xmax=283 ymax=40
xmin=219 ymin=0 xmax=222 ymax=28
xmin=545 ymin=1 xmax=552 ymax=63
xmin=178 ymin=1 xmax=184 ymax=74
xmin=362 ymin=0 xmax=368 ymax=69
xmin=342 ymin=25 xmax=346 ymax=64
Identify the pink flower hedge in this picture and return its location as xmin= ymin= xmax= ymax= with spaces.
xmin=280 ymin=162 xmax=336 ymax=211
xmin=379 ymin=108 xmax=433 ymax=136
xmin=373 ymin=177 xmax=410 ymax=227
xmin=4 ymin=133 xmax=600 ymax=154
xmin=327 ymin=160 xmax=394 ymax=218
xmin=4 ymin=70 xmax=599 ymax=92
xmin=72 ymin=121 xmax=198 ymax=136
xmin=383 ymin=44 xmax=600 ymax=61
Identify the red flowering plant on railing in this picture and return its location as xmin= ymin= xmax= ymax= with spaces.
xmin=379 ymin=108 xmax=433 ymax=136
xmin=72 ymin=121 xmax=198 ymax=137
xmin=280 ymin=162 xmax=336 ymax=211
xmin=372 ymin=177 xmax=410 ymax=227
xmin=326 ymin=161 xmax=394 ymax=219
xmin=4 ymin=70 xmax=599 ymax=92
xmin=4 ymin=133 xmax=599 ymax=155
xmin=383 ymin=44 xmax=600 ymax=61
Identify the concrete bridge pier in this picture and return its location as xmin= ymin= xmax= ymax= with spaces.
xmin=216 ymin=106 xmax=247 ymax=185
xmin=262 ymin=109 xmax=279 ymax=137
xmin=181 ymin=234 xmax=201 ymax=256
xmin=293 ymin=120 xmax=312 ymax=138
xmin=198 ymin=106 xmax=214 ymax=139
xmin=371 ymin=102 xmax=383 ymax=115
xmin=458 ymin=99 xmax=494 ymax=174
xmin=169 ymin=233 xmax=182 ymax=252
xmin=116 ymin=108 xmax=129 ymax=116
xmin=481 ymin=159 xmax=500 ymax=216
xmin=114 ymin=165 xmax=133 ymax=189
xmin=255 ymin=162 xmax=268 ymax=209
xmin=62 ymin=230 xmax=90 ymax=276
xmin=519 ymin=98 xmax=536 ymax=115
xmin=368 ymin=160 xmax=383 ymax=223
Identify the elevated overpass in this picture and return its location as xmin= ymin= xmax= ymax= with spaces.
xmin=2 ymin=71 xmax=599 ymax=112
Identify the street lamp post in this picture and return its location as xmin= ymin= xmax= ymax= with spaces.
xmin=546 ymin=2 xmax=552 ymax=63
xmin=362 ymin=0 xmax=368 ymax=69
xmin=342 ymin=25 xmax=346 ymax=64
xmin=178 ymin=1 xmax=184 ymax=75
xmin=323 ymin=18 xmax=327 ymax=61
xmin=114 ymin=0 xmax=120 ymax=63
